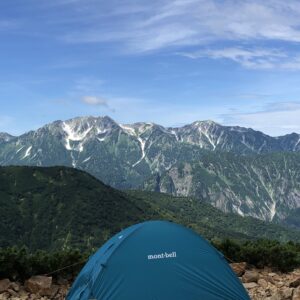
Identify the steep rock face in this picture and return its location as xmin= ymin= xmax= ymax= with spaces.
xmin=1 ymin=116 xmax=300 ymax=221
xmin=146 ymin=152 xmax=300 ymax=222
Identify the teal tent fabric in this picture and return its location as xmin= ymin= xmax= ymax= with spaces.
xmin=67 ymin=221 xmax=250 ymax=300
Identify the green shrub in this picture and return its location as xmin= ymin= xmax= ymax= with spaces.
xmin=213 ymin=239 xmax=300 ymax=272
xmin=0 ymin=247 xmax=89 ymax=281
xmin=1 ymin=239 xmax=299 ymax=281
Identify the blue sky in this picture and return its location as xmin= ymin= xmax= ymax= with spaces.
xmin=1 ymin=0 xmax=300 ymax=136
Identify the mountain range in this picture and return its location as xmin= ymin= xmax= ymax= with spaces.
xmin=1 ymin=166 xmax=299 ymax=251
xmin=0 ymin=116 xmax=300 ymax=224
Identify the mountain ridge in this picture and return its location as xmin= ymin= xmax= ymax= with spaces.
xmin=1 ymin=115 xmax=300 ymax=223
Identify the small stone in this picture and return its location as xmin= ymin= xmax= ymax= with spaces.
xmin=258 ymin=278 xmax=268 ymax=288
xmin=243 ymin=282 xmax=258 ymax=289
xmin=277 ymin=281 xmax=284 ymax=288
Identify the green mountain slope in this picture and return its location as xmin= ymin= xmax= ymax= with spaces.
xmin=145 ymin=151 xmax=300 ymax=223
xmin=1 ymin=166 xmax=299 ymax=251
xmin=127 ymin=190 xmax=300 ymax=243
xmin=0 ymin=166 xmax=159 ymax=250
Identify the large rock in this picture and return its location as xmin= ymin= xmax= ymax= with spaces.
xmin=293 ymin=286 xmax=300 ymax=300
xmin=25 ymin=275 xmax=52 ymax=296
xmin=230 ymin=262 xmax=247 ymax=277
xmin=0 ymin=292 xmax=10 ymax=300
xmin=269 ymin=292 xmax=282 ymax=300
xmin=0 ymin=279 xmax=10 ymax=293
xmin=10 ymin=282 xmax=20 ymax=292
xmin=242 ymin=270 xmax=259 ymax=283
xmin=280 ymin=288 xmax=293 ymax=299
xmin=290 ymin=277 xmax=300 ymax=288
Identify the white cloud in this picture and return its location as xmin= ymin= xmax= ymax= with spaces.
xmin=81 ymin=96 xmax=108 ymax=106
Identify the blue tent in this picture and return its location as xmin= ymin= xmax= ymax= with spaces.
xmin=67 ymin=221 xmax=250 ymax=300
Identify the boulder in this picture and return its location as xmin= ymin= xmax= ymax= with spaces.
xmin=242 ymin=270 xmax=259 ymax=283
xmin=280 ymin=288 xmax=293 ymax=299
xmin=293 ymin=286 xmax=300 ymax=300
xmin=269 ymin=292 xmax=282 ymax=300
xmin=290 ymin=277 xmax=300 ymax=288
xmin=10 ymin=281 xmax=20 ymax=292
xmin=0 ymin=292 xmax=10 ymax=300
xmin=25 ymin=275 xmax=52 ymax=296
xmin=7 ymin=288 xmax=18 ymax=297
xmin=230 ymin=262 xmax=247 ymax=277
xmin=0 ymin=279 xmax=10 ymax=293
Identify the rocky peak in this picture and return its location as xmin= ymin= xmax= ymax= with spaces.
xmin=0 ymin=133 xmax=14 ymax=143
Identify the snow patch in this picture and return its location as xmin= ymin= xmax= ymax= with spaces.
xmin=232 ymin=204 xmax=244 ymax=216
xmin=16 ymin=146 xmax=25 ymax=154
xmin=119 ymin=124 xmax=136 ymax=136
xmin=171 ymin=130 xmax=179 ymax=141
xmin=269 ymin=201 xmax=277 ymax=220
xmin=82 ymin=156 xmax=91 ymax=163
xmin=62 ymin=122 xmax=92 ymax=151
xmin=293 ymin=136 xmax=300 ymax=151
xmin=133 ymin=137 xmax=146 ymax=167
xmin=22 ymin=146 xmax=32 ymax=159
xmin=96 ymin=127 xmax=108 ymax=135
xmin=199 ymin=128 xmax=216 ymax=150
xmin=97 ymin=137 xmax=106 ymax=142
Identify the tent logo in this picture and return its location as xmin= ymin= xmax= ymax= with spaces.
xmin=147 ymin=251 xmax=177 ymax=260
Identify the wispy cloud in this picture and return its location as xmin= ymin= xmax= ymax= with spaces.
xmin=220 ymin=101 xmax=300 ymax=136
xmin=6 ymin=1 xmax=300 ymax=69
xmin=179 ymin=47 xmax=300 ymax=70
xmin=58 ymin=1 xmax=300 ymax=50
xmin=81 ymin=96 xmax=108 ymax=106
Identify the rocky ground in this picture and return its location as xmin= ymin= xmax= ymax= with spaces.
xmin=0 ymin=264 xmax=299 ymax=299
xmin=231 ymin=263 xmax=300 ymax=299
xmin=0 ymin=276 xmax=70 ymax=300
